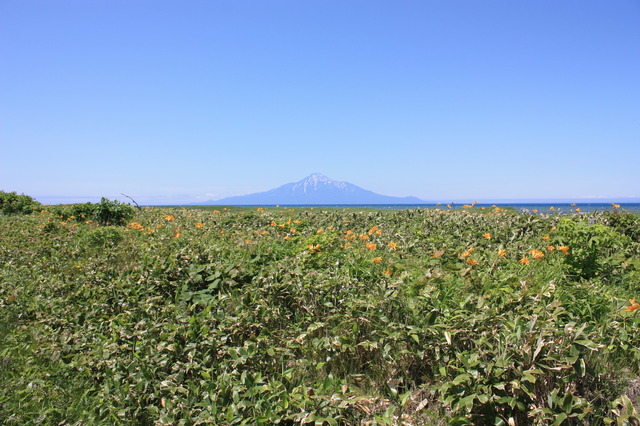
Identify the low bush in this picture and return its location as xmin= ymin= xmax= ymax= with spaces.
xmin=49 ymin=197 xmax=135 ymax=226
xmin=0 ymin=191 xmax=41 ymax=215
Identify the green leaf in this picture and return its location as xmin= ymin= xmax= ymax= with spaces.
xmin=552 ymin=412 xmax=567 ymax=425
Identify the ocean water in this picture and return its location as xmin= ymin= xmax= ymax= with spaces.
xmin=265 ymin=203 xmax=640 ymax=214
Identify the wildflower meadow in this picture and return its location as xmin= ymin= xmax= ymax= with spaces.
xmin=1 ymin=196 xmax=639 ymax=424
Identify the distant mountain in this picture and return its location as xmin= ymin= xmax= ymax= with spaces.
xmin=201 ymin=173 xmax=427 ymax=205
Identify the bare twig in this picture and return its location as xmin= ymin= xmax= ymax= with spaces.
xmin=121 ymin=193 xmax=142 ymax=210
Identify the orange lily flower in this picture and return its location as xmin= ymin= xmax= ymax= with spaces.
xmin=529 ymin=249 xmax=544 ymax=259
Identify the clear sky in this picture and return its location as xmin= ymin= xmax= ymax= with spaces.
xmin=2 ymin=0 xmax=639 ymax=204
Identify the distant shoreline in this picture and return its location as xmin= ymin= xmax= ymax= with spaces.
xmin=159 ymin=202 xmax=640 ymax=213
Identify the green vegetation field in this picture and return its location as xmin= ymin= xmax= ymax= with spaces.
xmin=1 ymin=197 xmax=639 ymax=424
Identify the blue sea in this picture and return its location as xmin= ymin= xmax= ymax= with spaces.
xmin=260 ymin=203 xmax=640 ymax=214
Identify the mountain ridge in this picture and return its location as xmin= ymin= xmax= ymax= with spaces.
xmin=200 ymin=173 xmax=428 ymax=205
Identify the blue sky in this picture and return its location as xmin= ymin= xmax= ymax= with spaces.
xmin=1 ymin=0 xmax=639 ymax=204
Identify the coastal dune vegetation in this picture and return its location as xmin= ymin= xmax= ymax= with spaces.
xmin=1 ymin=192 xmax=639 ymax=424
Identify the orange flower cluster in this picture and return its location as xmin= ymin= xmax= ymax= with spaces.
xmin=127 ymin=222 xmax=144 ymax=231
xmin=529 ymin=249 xmax=544 ymax=259
xmin=626 ymin=299 xmax=639 ymax=311
xmin=164 ymin=215 xmax=175 ymax=221
xmin=366 ymin=242 xmax=377 ymax=250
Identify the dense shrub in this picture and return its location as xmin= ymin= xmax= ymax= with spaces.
xmin=49 ymin=197 xmax=135 ymax=226
xmin=0 ymin=190 xmax=41 ymax=215
xmin=0 ymin=206 xmax=638 ymax=424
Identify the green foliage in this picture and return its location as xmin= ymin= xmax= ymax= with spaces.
xmin=1 ymin=206 xmax=638 ymax=424
xmin=0 ymin=190 xmax=41 ymax=215
xmin=49 ymin=197 xmax=135 ymax=226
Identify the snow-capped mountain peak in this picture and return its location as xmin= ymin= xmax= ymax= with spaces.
xmin=292 ymin=173 xmax=348 ymax=193
xmin=201 ymin=173 xmax=427 ymax=205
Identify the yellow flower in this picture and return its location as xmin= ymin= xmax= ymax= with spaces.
xmin=388 ymin=241 xmax=397 ymax=250
xmin=308 ymin=244 xmax=321 ymax=253
xmin=366 ymin=242 xmax=377 ymax=250
xmin=498 ymin=248 xmax=507 ymax=258
xmin=284 ymin=235 xmax=291 ymax=241
xmin=519 ymin=256 xmax=530 ymax=265
xmin=575 ymin=207 xmax=581 ymax=213
xmin=612 ymin=203 xmax=621 ymax=209
xmin=195 ymin=223 xmax=204 ymax=228
xmin=317 ymin=228 xmax=324 ymax=234
xmin=482 ymin=233 xmax=491 ymax=240
xmin=359 ymin=234 xmax=369 ymax=241
xmin=543 ymin=235 xmax=550 ymax=241
xmin=547 ymin=245 xmax=555 ymax=252
xmin=290 ymin=228 xmax=296 ymax=233
xmin=270 ymin=221 xmax=277 ymax=226
xmin=368 ymin=225 xmax=379 ymax=235
xmin=558 ymin=246 xmax=570 ymax=254
xmin=372 ymin=257 xmax=382 ymax=264
xmin=127 ymin=222 xmax=144 ymax=231
xmin=466 ymin=257 xmax=478 ymax=265
xmin=173 ymin=232 xmax=181 ymax=239
xmin=165 ymin=215 xmax=175 ymax=221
